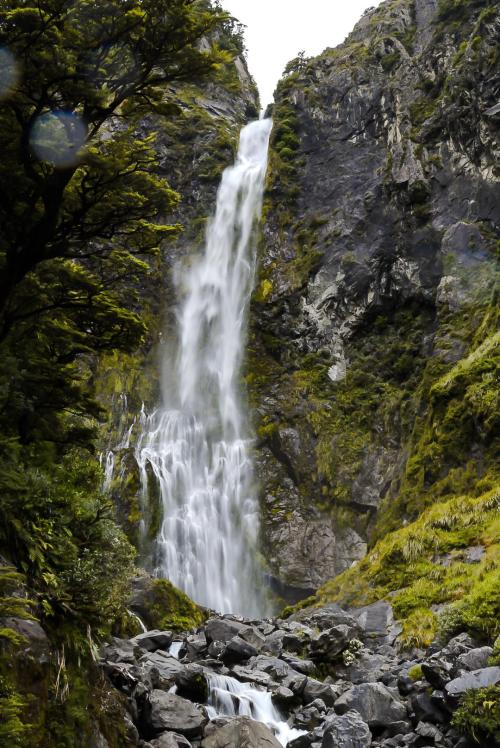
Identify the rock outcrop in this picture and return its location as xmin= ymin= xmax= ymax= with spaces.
xmin=250 ymin=0 xmax=499 ymax=598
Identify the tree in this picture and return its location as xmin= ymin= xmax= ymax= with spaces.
xmin=0 ymin=0 xmax=233 ymax=443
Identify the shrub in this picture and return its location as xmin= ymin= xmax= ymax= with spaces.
xmin=452 ymin=685 xmax=500 ymax=744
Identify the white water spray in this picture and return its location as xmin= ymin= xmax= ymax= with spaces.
xmin=206 ymin=673 xmax=305 ymax=747
xmin=136 ymin=119 xmax=273 ymax=616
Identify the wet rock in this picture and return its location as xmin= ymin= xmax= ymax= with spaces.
xmin=131 ymin=630 xmax=173 ymax=653
xmin=322 ymin=709 xmax=372 ymax=747
xmin=144 ymin=690 xmax=207 ymax=739
xmin=184 ymin=633 xmax=208 ymax=662
xmin=334 ymin=682 xmax=407 ymax=727
xmin=201 ymin=716 xmax=282 ymax=747
xmin=272 ymin=685 xmax=296 ymax=706
xmin=175 ymin=664 xmax=209 ymax=702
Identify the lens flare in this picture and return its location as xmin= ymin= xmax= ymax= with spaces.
xmin=30 ymin=111 xmax=87 ymax=168
xmin=0 ymin=47 xmax=20 ymax=100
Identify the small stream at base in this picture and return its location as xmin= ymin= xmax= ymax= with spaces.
xmin=206 ymin=673 xmax=305 ymax=747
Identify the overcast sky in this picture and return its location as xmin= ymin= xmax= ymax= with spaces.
xmin=222 ymin=0 xmax=383 ymax=108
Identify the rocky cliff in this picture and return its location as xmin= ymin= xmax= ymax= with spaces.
xmin=250 ymin=0 xmax=499 ymax=619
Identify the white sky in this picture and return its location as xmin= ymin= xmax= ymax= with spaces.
xmin=222 ymin=0 xmax=383 ymax=108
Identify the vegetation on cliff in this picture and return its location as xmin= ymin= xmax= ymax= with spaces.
xmin=0 ymin=0 xmax=253 ymax=744
xmin=256 ymin=0 xmax=499 ymax=649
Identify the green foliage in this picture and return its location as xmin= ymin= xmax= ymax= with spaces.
xmin=408 ymin=664 xmax=423 ymax=681
xmin=298 ymin=488 xmax=499 ymax=647
xmin=452 ymin=685 xmax=500 ymax=745
xmin=141 ymin=579 xmax=205 ymax=632
xmin=0 ymin=675 xmax=32 ymax=747
xmin=0 ymin=448 xmax=135 ymax=642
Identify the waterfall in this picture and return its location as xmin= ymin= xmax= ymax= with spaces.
xmin=206 ymin=673 xmax=305 ymax=747
xmin=135 ymin=119 xmax=273 ymax=617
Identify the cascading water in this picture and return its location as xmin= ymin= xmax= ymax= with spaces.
xmin=136 ymin=119 xmax=273 ymax=617
xmin=206 ymin=673 xmax=305 ymax=747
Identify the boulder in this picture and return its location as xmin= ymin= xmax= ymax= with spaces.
xmin=101 ymin=637 xmax=139 ymax=664
xmin=231 ymin=664 xmax=275 ymax=688
xmin=421 ymin=658 xmax=454 ymax=689
xmin=150 ymin=734 xmax=192 ymax=748
xmin=456 ymin=647 xmax=493 ymax=672
xmin=409 ymin=692 xmax=448 ymax=724
xmin=272 ymin=685 xmax=296 ymax=706
xmin=248 ymin=654 xmax=290 ymax=679
xmin=334 ymin=683 xmax=407 ymax=727
xmin=184 ymin=633 xmax=208 ymax=661
xmin=201 ymin=716 xmax=282 ymax=747
xmin=175 ymin=664 xmax=209 ymax=702
xmin=295 ymin=703 xmax=325 ymax=729
xmin=139 ymin=652 xmax=184 ymax=682
xmin=204 ymin=618 xmax=247 ymax=644
xmin=131 ymin=630 xmax=173 ymax=652
xmin=291 ymin=604 xmax=361 ymax=633
xmin=445 ymin=666 xmax=500 ymax=702
xmin=144 ymin=690 xmax=207 ymax=738
xmin=303 ymin=678 xmax=342 ymax=707
xmin=221 ymin=636 xmax=258 ymax=664
xmin=281 ymin=652 xmax=316 ymax=674
xmin=322 ymin=710 xmax=372 ymax=748
xmin=309 ymin=625 xmax=354 ymax=661
xmin=3 ymin=617 xmax=52 ymax=663
xmin=350 ymin=601 xmax=401 ymax=648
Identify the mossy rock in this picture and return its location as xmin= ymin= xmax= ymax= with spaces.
xmin=128 ymin=573 xmax=205 ymax=632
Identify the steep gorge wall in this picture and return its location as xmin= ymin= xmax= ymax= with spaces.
xmin=250 ymin=0 xmax=499 ymax=602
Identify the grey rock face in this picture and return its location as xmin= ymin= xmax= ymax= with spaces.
xmin=102 ymin=637 xmax=141 ymax=665
xmin=145 ymin=690 xmax=207 ymax=738
xmin=445 ymin=666 xmax=500 ymax=698
xmin=334 ymin=683 xmax=407 ymax=727
xmin=131 ymin=631 xmax=173 ymax=653
xmin=309 ymin=625 xmax=355 ymax=662
xmin=303 ymin=678 xmax=342 ymax=707
xmin=252 ymin=0 xmax=500 ymax=595
xmin=456 ymin=647 xmax=493 ymax=672
xmin=201 ymin=716 xmax=282 ymax=748
xmin=221 ymin=636 xmax=258 ymax=664
xmin=322 ymin=710 xmax=372 ymax=748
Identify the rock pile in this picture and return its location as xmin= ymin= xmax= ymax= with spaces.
xmin=100 ymin=601 xmax=499 ymax=747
